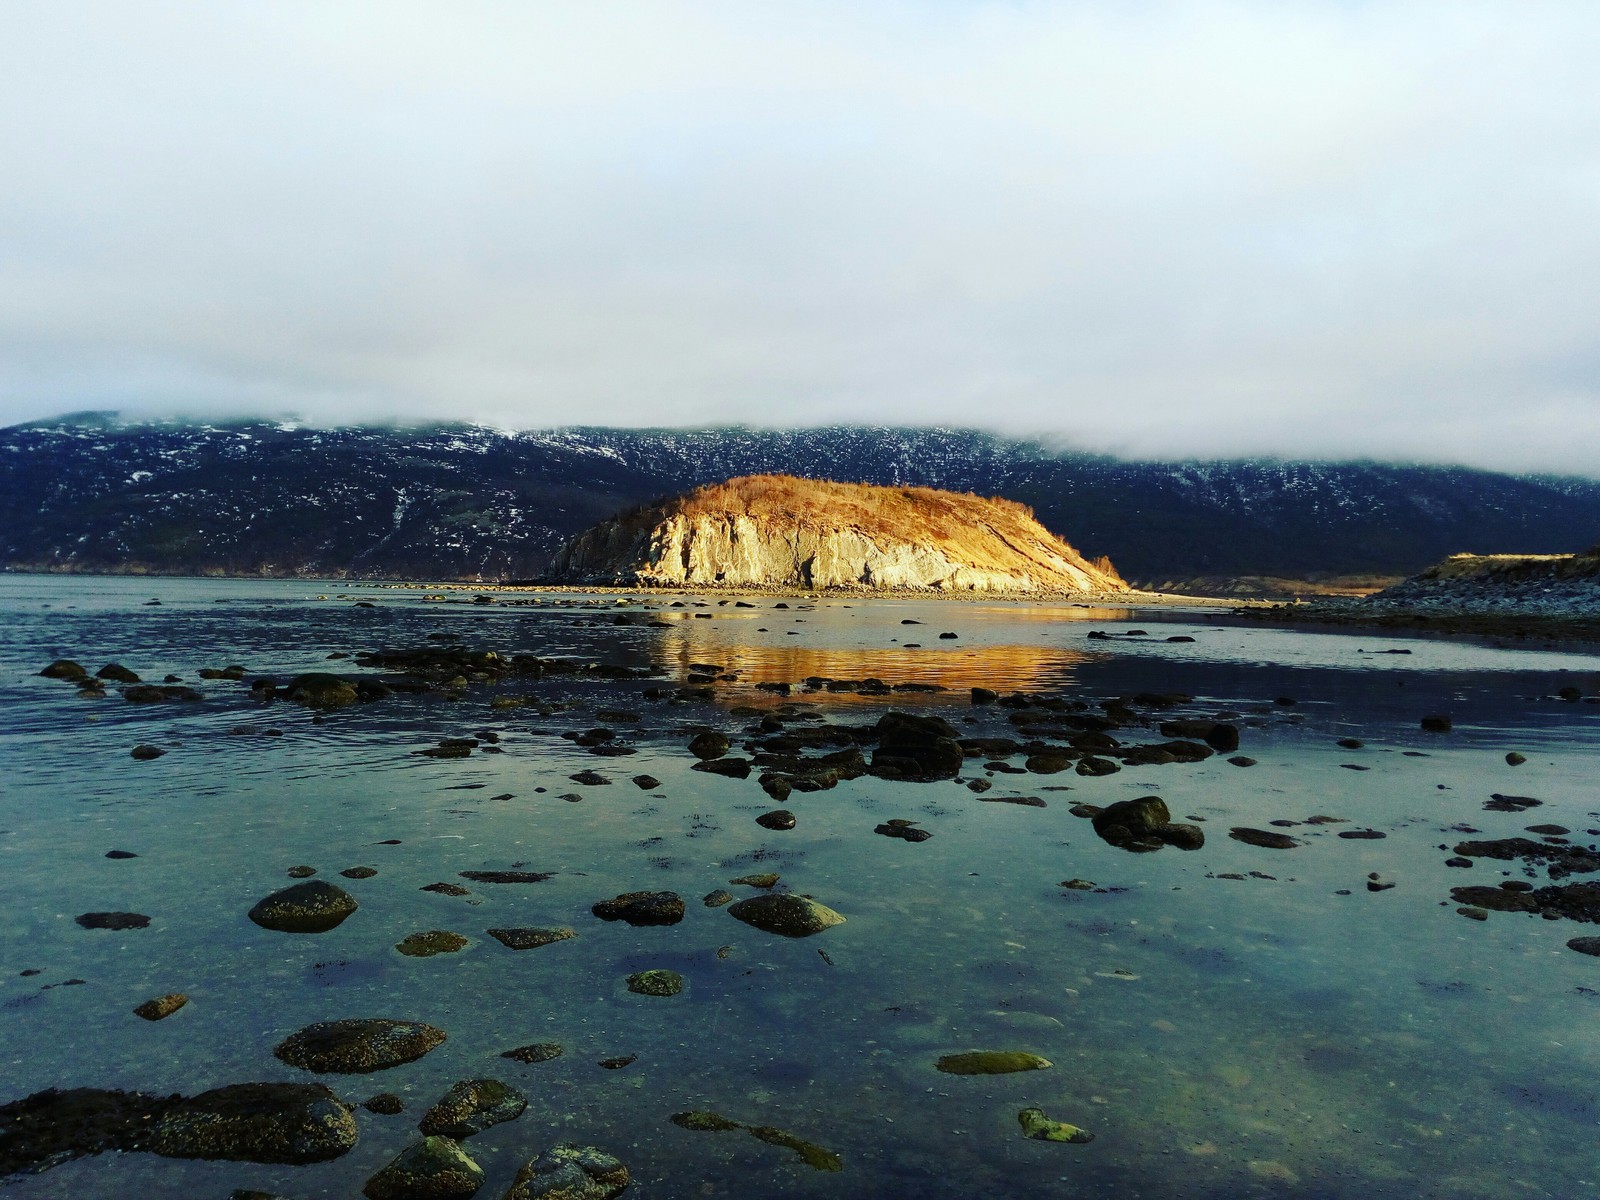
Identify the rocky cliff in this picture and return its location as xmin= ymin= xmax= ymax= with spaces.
xmin=548 ymin=475 xmax=1129 ymax=593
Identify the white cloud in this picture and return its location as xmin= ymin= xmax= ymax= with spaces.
xmin=1 ymin=0 xmax=1597 ymax=473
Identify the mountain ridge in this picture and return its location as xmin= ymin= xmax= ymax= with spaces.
xmin=2 ymin=415 xmax=1595 ymax=584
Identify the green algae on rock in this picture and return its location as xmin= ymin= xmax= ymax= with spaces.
xmin=396 ymin=930 xmax=469 ymax=958
xmin=284 ymin=673 xmax=360 ymax=708
xmin=133 ymin=992 xmax=188 ymax=1021
xmin=727 ymin=892 xmax=845 ymax=938
xmin=625 ymin=969 xmax=684 ymax=997
xmin=668 ymin=1111 xmax=841 ymax=1172
xmin=501 ymin=1042 xmax=564 ymax=1064
xmin=151 ymin=1082 xmax=359 ymax=1164
xmin=274 ymin=1019 xmax=446 ymax=1074
xmin=418 ymin=1078 xmax=527 ymax=1138
xmin=362 ymin=1135 xmax=482 ymax=1200
xmin=248 ymin=880 xmax=358 ymax=933
xmin=503 ymin=1142 xmax=629 ymax=1200
xmin=1018 ymin=1107 xmax=1094 ymax=1143
xmin=486 ymin=927 xmax=575 ymax=951
xmin=935 ymin=1050 xmax=1053 ymax=1075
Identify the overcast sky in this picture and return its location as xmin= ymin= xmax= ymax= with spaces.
xmin=2 ymin=2 xmax=1598 ymax=473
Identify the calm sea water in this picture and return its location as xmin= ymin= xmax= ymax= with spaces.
xmin=2 ymin=575 xmax=1598 ymax=1198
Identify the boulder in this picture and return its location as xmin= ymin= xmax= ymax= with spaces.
xmin=363 ymin=1136 xmax=483 ymax=1200
xmin=274 ymin=1019 xmax=446 ymax=1073
xmin=152 ymin=1082 xmax=358 ymax=1164
xmin=503 ymin=1143 xmax=629 ymax=1200
xmin=419 ymin=1079 xmax=527 ymax=1138
xmin=248 ymin=881 xmax=358 ymax=933
xmin=728 ymin=893 xmax=845 ymax=938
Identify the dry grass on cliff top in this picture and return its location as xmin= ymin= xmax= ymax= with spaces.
xmin=660 ymin=474 xmax=1121 ymax=580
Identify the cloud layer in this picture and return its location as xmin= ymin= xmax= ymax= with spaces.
xmin=3 ymin=1 xmax=1598 ymax=472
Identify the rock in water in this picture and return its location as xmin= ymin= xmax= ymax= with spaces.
xmin=1017 ymin=1107 xmax=1094 ymax=1143
xmin=547 ymin=475 xmax=1129 ymax=593
xmin=274 ymin=1019 xmax=446 ymax=1073
xmin=591 ymin=891 xmax=684 ymax=925
xmin=418 ymin=1079 xmax=527 ymax=1138
xmin=503 ymin=1143 xmax=629 ymax=1200
xmin=727 ymin=893 xmax=845 ymax=937
xmin=625 ymin=969 xmax=684 ymax=997
xmin=151 ymin=1082 xmax=358 ymax=1163
xmin=936 ymin=1050 xmax=1053 ymax=1075
xmin=284 ymin=673 xmax=360 ymax=708
xmin=363 ymin=1136 xmax=483 ymax=1200
xmin=248 ymin=881 xmax=359 ymax=933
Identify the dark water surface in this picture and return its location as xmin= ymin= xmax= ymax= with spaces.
xmin=2 ymin=576 xmax=1599 ymax=1198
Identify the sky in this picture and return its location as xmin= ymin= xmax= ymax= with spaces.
xmin=2 ymin=1 xmax=1598 ymax=474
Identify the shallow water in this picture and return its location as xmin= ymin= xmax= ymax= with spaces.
xmin=2 ymin=576 xmax=1599 ymax=1198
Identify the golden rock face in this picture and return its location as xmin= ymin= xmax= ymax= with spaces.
xmin=550 ymin=474 xmax=1128 ymax=594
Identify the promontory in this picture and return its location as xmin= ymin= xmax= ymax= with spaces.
xmin=546 ymin=474 xmax=1129 ymax=594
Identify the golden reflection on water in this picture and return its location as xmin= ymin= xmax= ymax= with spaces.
xmin=651 ymin=630 xmax=1096 ymax=696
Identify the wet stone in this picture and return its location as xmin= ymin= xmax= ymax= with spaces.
xmin=936 ymin=1050 xmax=1053 ymax=1075
xmin=703 ymin=889 xmax=735 ymax=908
xmin=730 ymin=873 xmax=780 ymax=888
xmin=688 ymin=731 xmax=731 ymax=760
xmin=757 ymin=809 xmax=797 ymax=830
xmin=362 ymin=1135 xmax=483 ymax=1200
xmin=486 ymin=927 xmax=575 ymax=951
xmin=875 ymin=819 xmax=932 ymax=842
xmin=1229 ymin=827 xmax=1301 ymax=850
xmin=626 ymin=969 xmax=684 ymax=997
xmin=286 ymin=865 xmax=318 ymax=878
xmin=630 ymin=774 xmax=661 ymax=790
xmin=503 ymin=1143 xmax=630 ymax=1200
xmin=419 ymin=1078 xmax=527 ymax=1138
xmin=76 ymin=911 xmax=150 ymax=930
xmin=694 ymin=757 xmax=753 ymax=779
xmin=728 ymin=893 xmax=845 ymax=938
xmin=459 ymin=870 xmax=553 ymax=884
xmin=597 ymin=1055 xmax=636 ymax=1070
xmin=1568 ymin=937 xmax=1600 ymax=957
xmin=274 ymin=1019 xmax=446 ymax=1074
xmin=151 ymin=1082 xmax=359 ymax=1165
xmin=130 ymin=744 xmax=165 ymax=760
xmin=341 ymin=866 xmax=378 ymax=879
xmin=365 ymin=1093 xmax=405 ymax=1115
xmin=248 ymin=881 xmax=358 ymax=933
xmin=133 ymin=993 xmax=188 ymax=1021
xmin=422 ymin=883 xmax=472 ymax=897
xmin=1018 ymin=1107 xmax=1094 ymax=1143
xmin=569 ymin=770 xmax=610 ymax=786
xmin=396 ymin=931 xmax=469 ymax=958
xmin=592 ymin=891 xmax=685 ymax=925
xmin=502 ymin=1043 xmax=563 ymax=1064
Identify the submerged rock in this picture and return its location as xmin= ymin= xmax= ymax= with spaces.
xmin=875 ymin=819 xmax=933 ymax=842
xmin=76 ymin=911 xmax=150 ymax=930
xmin=248 ymin=881 xmax=359 ymax=933
xmin=284 ymin=673 xmax=360 ymax=708
xmin=151 ymin=1082 xmax=358 ymax=1164
xmin=702 ymin=889 xmax=735 ymax=908
xmin=756 ymin=809 xmax=796 ymax=830
xmin=728 ymin=892 xmax=845 ymax=938
xmin=1229 ymin=827 xmax=1301 ymax=850
xmin=870 ymin=711 xmax=965 ymax=781
xmin=274 ymin=1019 xmax=446 ymax=1074
xmin=502 ymin=1143 xmax=629 ymax=1200
xmin=592 ymin=891 xmax=684 ymax=925
xmin=459 ymin=870 xmax=554 ymax=884
xmin=486 ymin=927 xmax=575 ymax=951
xmin=626 ymin=969 xmax=684 ymax=997
xmin=501 ymin=1043 xmax=564 ymax=1064
xmin=419 ymin=1079 xmax=527 ymax=1138
xmin=688 ymin=731 xmax=731 ymax=759
xmin=133 ymin=993 xmax=188 ymax=1021
xmin=39 ymin=659 xmax=88 ymax=680
xmin=1017 ymin=1107 xmax=1094 ymax=1143
xmin=396 ymin=931 xmax=469 ymax=958
xmin=130 ymin=743 xmax=165 ymax=760
xmin=669 ymin=1111 xmax=841 ymax=1172
xmin=936 ymin=1050 xmax=1052 ymax=1075
xmin=363 ymin=1136 xmax=483 ymax=1200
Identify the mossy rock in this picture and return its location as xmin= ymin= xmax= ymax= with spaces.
xmin=396 ymin=930 xmax=468 ymax=958
xmin=274 ymin=1019 xmax=446 ymax=1074
xmin=363 ymin=1135 xmax=483 ymax=1200
xmin=248 ymin=881 xmax=358 ymax=933
xmin=285 ymin=673 xmax=359 ymax=708
xmin=935 ymin=1050 xmax=1052 ymax=1075
xmin=1018 ymin=1106 xmax=1094 ymax=1143
xmin=626 ymin=969 xmax=683 ymax=997
xmin=418 ymin=1078 xmax=527 ymax=1138
xmin=670 ymin=1110 xmax=742 ymax=1132
xmin=727 ymin=893 xmax=845 ymax=938
xmin=503 ymin=1142 xmax=629 ymax=1200
xmin=151 ymin=1082 xmax=358 ymax=1164
xmin=486 ymin=926 xmax=575 ymax=951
